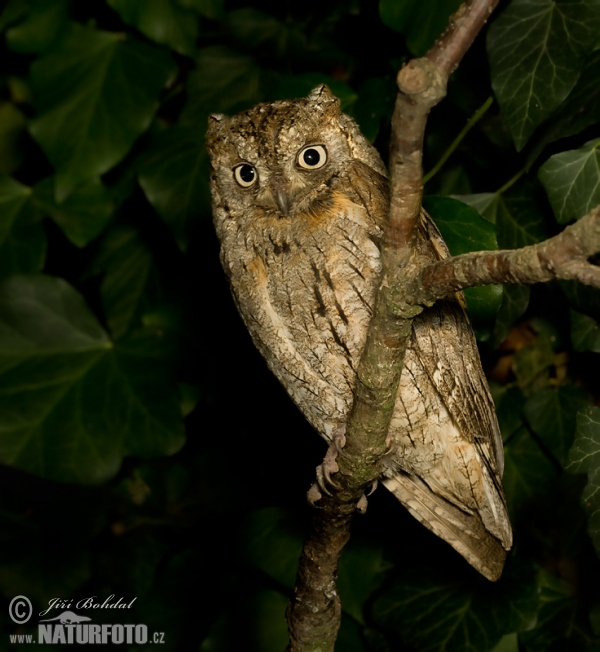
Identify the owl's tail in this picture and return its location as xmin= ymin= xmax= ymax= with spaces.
xmin=383 ymin=473 xmax=509 ymax=581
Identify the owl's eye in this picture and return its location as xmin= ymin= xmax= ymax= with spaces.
xmin=233 ymin=163 xmax=257 ymax=188
xmin=297 ymin=145 xmax=328 ymax=170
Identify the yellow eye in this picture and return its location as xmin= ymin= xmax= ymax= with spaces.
xmin=297 ymin=145 xmax=327 ymax=170
xmin=233 ymin=163 xmax=257 ymax=188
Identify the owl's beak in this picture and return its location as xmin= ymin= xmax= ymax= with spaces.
xmin=269 ymin=175 xmax=290 ymax=216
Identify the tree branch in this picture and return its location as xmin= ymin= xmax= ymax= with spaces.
xmin=409 ymin=206 xmax=600 ymax=305
xmin=287 ymin=1 xmax=507 ymax=649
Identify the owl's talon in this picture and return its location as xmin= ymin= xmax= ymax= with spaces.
xmin=366 ymin=479 xmax=379 ymax=496
xmin=356 ymin=494 xmax=369 ymax=514
xmin=307 ymin=482 xmax=323 ymax=506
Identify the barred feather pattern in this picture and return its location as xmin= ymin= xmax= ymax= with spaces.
xmin=206 ymin=85 xmax=512 ymax=581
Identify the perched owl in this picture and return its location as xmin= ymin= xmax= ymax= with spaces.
xmin=206 ymin=85 xmax=512 ymax=581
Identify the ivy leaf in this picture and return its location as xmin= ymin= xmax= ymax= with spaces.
xmin=0 ymin=275 xmax=185 ymax=485
xmin=337 ymin=540 xmax=386 ymax=624
xmin=454 ymin=193 xmax=499 ymax=223
xmin=177 ymin=0 xmax=225 ymax=20
xmin=538 ymin=139 xmax=600 ymax=223
xmin=496 ymin=182 xmax=550 ymax=248
xmin=372 ymin=556 xmax=538 ymax=652
xmin=199 ymin=590 xmax=290 ymax=652
xmin=139 ymin=124 xmax=212 ymax=250
xmin=491 ymin=633 xmax=519 ymax=652
xmin=487 ymin=0 xmax=600 ymax=150
xmin=490 ymin=384 xmax=526 ymax=443
xmin=0 ymin=102 xmax=27 ymax=175
xmin=490 ymin=284 xmax=531 ymax=349
xmin=32 ymin=177 xmax=114 ymax=247
xmin=108 ymin=0 xmax=200 ymax=57
xmin=567 ymin=407 xmax=600 ymax=554
xmin=4 ymin=0 xmax=69 ymax=54
xmin=242 ymin=507 xmax=303 ymax=590
xmin=527 ymin=50 xmax=600 ymax=166
xmin=379 ymin=0 xmax=463 ymax=56
xmin=455 ymin=185 xmax=550 ymax=247
xmin=89 ymin=225 xmax=159 ymax=340
xmin=570 ymin=308 xmax=600 ymax=352
xmin=351 ymin=77 xmax=395 ymax=143
xmin=503 ymin=427 xmax=557 ymax=519
xmin=29 ymin=24 xmax=176 ymax=202
xmin=423 ymin=196 xmax=502 ymax=332
xmin=559 ymin=280 xmax=600 ymax=322
xmin=181 ymin=46 xmax=262 ymax=124
xmin=524 ymin=385 xmax=590 ymax=466
xmin=519 ymin=570 xmax=576 ymax=650
xmin=0 ymin=175 xmax=45 ymax=278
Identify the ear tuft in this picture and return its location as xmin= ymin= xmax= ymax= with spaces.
xmin=206 ymin=113 xmax=229 ymax=141
xmin=306 ymin=84 xmax=341 ymax=118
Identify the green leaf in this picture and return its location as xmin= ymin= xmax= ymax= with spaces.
xmin=560 ymin=279 xmax=600 ymax=322
xmin=519 ymin=570 xmax=576 ymax=650
xmin=453 ymin=193 xmax=499 ymax=223
xmin=490 ymin=284 xmax=531 ymax=349
xmin=567 ymin=407 xmax=600 ymax=554
xmin=139 ymin=124 xmax=211 ymax=250
xmin=503 ymin=426 xmax=557 ymax=519
xmin=89 ymin=225 xmax=160 ymax=340
xmin=338 ymin=540 xmax=386 ymax=624
xmin=378 ymin=0 xmax=417 ymax=33
xmin=242 ymin=507 xmax=303 ymax=589
xmin=538 ymin=139 xmax=600 ymax=223
xmin=524 ymin=385 xmax=590 ymax=466
xmin=177 ymin=0 xmax=224 ymax=20
xmin=490 ymin=383 xmax=526 ymax=442
xmin=455 ymin=186 xmax=551 ymax=247
xmin=4 ymin=0 xmax=69 ymax=53
xmin=0 ymin=275 xmax=185 ymax=484
xmin=227 ymin=8 xmax=306 ymax=58
xmin=0 ymin=102 xmax=27 ymax=175
xmin=512 ymin=331 xmax=556 ymax=394
xmin=487 ymin=0 xmax=600 ymax=150
xmin=0 ymin=175 xmax=46 ymax=278
xmin=491 ymin=633 xmax=519 ymax=652
xmin=379 ymin=0 xmax=463 ymax=56
xmin=527 ymin=50 xmax=600 ymax=166
xmin=570 ymin=308 xmax=600 ymax=352
xmin=423 ymin=196 xmax=502 ymax=331
xmin=29 ymin=24 xmax=176 ymax=202
xmin=181 ymin=46 xmax=262 ymax=123
xmin=372 ymin=556 xmax=538 ymax=652
xmin=32 ymin=177 xmax=114 ymax=247
xmin=108 ymin=0 xmax=200 ymax=57
xmin=351 ymin=77 xmax=395 ymax=143
xmin=496 ymin=182 xmax=551 ymax=248
xmin=200 ymin=590 xmax=289 ymax=652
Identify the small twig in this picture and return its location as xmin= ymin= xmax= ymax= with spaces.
xmin=423 ymin=96 xmax=494 ymax=184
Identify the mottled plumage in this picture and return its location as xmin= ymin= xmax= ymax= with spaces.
xmin=206 ymin=85 xmax=512 ymax=580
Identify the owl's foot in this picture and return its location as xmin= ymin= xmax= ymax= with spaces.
xmin=355 ymin=480 xmax=379 ymax=514
xmin=307 ymin=427 xmax=347 ymax=505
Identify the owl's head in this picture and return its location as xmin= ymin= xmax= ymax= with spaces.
xmin=206 ymin=85 xmax=386 ymax=223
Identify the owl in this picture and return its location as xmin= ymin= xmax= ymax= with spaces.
xmin=206 ymin=85 xmax=512 ymax=581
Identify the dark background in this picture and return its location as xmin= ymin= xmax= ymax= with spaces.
xmin=0 ymin=0 xmax=599 ymax=649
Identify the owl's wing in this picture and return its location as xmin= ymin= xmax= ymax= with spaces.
xmin=383 ymin=212 xmax=512 ymax=581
